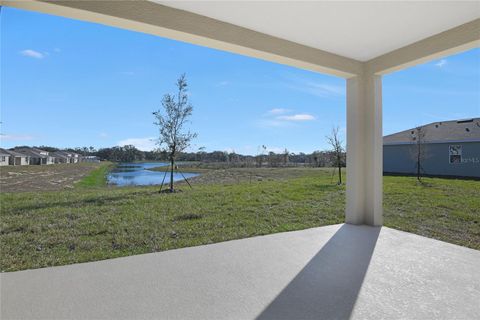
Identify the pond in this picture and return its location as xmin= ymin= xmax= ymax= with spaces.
xmin=107 ymin=162 xmax=199 ymax=187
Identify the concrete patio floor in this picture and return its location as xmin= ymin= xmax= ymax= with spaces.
xmin=1 ymin=224 xmax=479 ymax=319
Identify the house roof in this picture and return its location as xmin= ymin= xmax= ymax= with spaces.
xmin=52 ymin=153 xmax=68 ymax=159
xmin=52 ymin=151 xmax=71 ymax=157
xmin=12 ymin=148 xmax=50 ymax=158
xmin=5 ymin=150 xmax=29 ymax=157
xmin=0 ymin=148 xmax=11 ymax=156
xmin=383 ymin=118 xmax=480 ymax=145
xmin=52 ymin=150 xmax=80 ymax=157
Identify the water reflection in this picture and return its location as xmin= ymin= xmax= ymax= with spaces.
xmin=107 ymin=162 xmax=198 ymax=187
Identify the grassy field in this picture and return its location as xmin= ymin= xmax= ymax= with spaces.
xmin=384 ymin=176 xmax=480 ymax=249
xmin=75 ymin=162 xmax=113 ymax=188
xmin=0 ymin=164 xmax=478 ymax=271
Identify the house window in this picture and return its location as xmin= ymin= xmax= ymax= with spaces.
xmin=449 ymin=145 xmax=462 ymax=164
xmin=1 ymin=156 xmax=5 ymax=161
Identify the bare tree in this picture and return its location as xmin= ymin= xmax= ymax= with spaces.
xmin=282 ymin=148 xmax=289 ymax=166
xmin=326 ymin=127 xmax=345 ymax=184
xmin=256 ymin=145 xmax=267 ymax=167
xmin=410 ymin=126 xmax=429 ymax=181
xmin=153 ymin=74 xmax=197 ymax=192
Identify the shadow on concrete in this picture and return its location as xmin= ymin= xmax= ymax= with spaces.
xmin=256 ymin=224 xmax=380 ymax=320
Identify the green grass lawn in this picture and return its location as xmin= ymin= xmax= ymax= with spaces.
xmin=383 ymin=176 xmax=480 ymax=250
xmin=75 ymin=162 xmax=113 ymax=188
xmin=0 ymin=166 xmax=478 ymax=271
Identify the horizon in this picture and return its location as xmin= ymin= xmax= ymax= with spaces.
xmin=1 ymin=143 xmax=345 ymax=156
xmin=3 ymin=114 xmax=479 ymax=156
xmin=1 ymin=7 xmax=479 ymax=155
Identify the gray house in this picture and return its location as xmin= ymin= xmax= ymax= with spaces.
xmin=384 ymin=118 xmax=480 ymax=178
xmin=52 ymin=151 xmax=70 ymax=164
xmin=52 ymin=151 xmax=80 ymax=164
xmin=0 ymin=148 xmax=11 ymax=166
xmin=6 ymin=150 xmax=30 ymax=166
xmin=13 ymin=148 xmax=55 ymax=165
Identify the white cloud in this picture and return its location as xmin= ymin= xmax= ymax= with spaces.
xmin=435 ymin=59 xmax=447 ymax=67
xmin=19 ymin=49 xmax=45 ymax=59
xmin=53 ymin=48 xmax=61 ymax=53
xmin=0 ymin=134 xmax=35 ymax=141
xmin=117 ymin=137 xmax=156 ymax=151
xmin=258 ymin=109 xmax=316 ymax=128
xmin=277 ymin=114 xmax=315 ymax=121
xmin=99 ymin=132 xmax=108 ymax=138
xmin=268 ymin=108 xmax=290 ymax=115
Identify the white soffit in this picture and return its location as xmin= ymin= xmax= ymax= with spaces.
xmin=157 ymin=1 xmax=480 ymax=61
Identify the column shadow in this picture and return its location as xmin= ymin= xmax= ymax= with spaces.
xmin=255 ymin=224 xmax=381 ymax=320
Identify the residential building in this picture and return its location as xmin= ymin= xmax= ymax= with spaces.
xmin=6 ymin=150 xmax=30 ymax=166
xmin=52 ymin=150 xmax=80 ymax=164
xmin=51 ymin=150 xmax=80 ymax=163
xmin=0 ymin=148 xmax=11 ymax=166
xmin=52 ymin=151 xmax=70 ymax=164
xmin=383 ymin=118 xmax=480 ymax=178
xmin=13 ymin=147 xmax=55 ymax=165
xmin=70 ymin=152 xmax=80 ymax=163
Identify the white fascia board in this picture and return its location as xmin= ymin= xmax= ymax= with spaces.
xmin=366 ymin=19 xmax=480 ymax=75
xmin=1 ymin=0 xmax=362 ymax=78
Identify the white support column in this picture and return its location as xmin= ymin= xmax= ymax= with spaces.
xmin=346 ymin=74 xmax=383 ymax=226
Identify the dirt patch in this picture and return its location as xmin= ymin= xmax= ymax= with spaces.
xmin=186 ymin=167 xmax=336 ymax=185
xmin=0 ymin=163 xmax=102 ymax=193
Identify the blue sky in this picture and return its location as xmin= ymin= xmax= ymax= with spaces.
xmin=1 ymin=7 xmax=479 ymax=154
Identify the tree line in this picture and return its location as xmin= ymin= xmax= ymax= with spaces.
xmin=22 ymin=144 xmax=345 ymax=168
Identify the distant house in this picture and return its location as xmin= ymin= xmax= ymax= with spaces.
xmin=70 ymin=152 xmax=80 ymax=163
xmin=6 ymin=150 xmax=30 ymax=166
xmin=51 ymin=150 xmax=79 ymax=164
xmin=13 ymin=147 xmax=55 ymax=165
xmin=384 ymin=118 xmax=480 ymax=178
xmin=82 ymin=156 xmax=100 ymax=163
xmin=0 ymin=148 xmax=11 ymax=166
xmin=52 ymin=151 xmax=70 ymax=164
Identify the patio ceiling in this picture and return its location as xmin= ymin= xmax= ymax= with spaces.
xmin=158 ymin=1 xmax=480 ymax=62
xmin=4 ymin=1 xmax=479 ymax=78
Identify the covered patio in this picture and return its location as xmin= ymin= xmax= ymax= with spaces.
xmin=1 ymin=1 xmax=479 ymax=318
xmin=2 ymin=224 xmax=480 ymax=319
